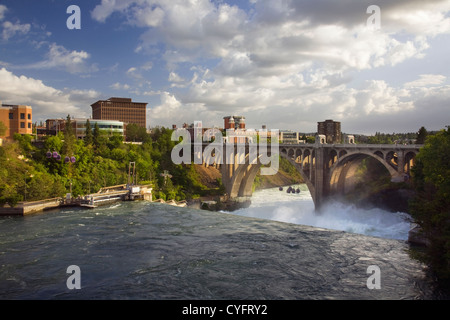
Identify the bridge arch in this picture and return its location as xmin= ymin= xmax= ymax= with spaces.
xmin=222 ymin=151 xmax=264 ymax=199
xmin=294 ymin=148 xmax=301 ymax=163
xmin=374 ymin=150 xmax=384 ymax=159
xmin=386 ymin=151 xmax=398 ymax=171
xmin=328 ymin=151 xmax=398 ymax=196
xmin=288 ymin=148 xmax=295 ymax=159
xmin=328 ymin=149 xmax=338 ymax=168
xmin=404 ymin=151 xmax=416 ymax=174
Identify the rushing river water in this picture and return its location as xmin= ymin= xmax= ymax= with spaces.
xmin=0 ymin=186 xmax=436 ymax=300
xmin=233 ymin=185 xmax=412 ymax=241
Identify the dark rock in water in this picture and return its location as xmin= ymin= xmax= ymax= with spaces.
xmin=279 ymin=187 xmax=283 ymax=191
xmin=296 ymin=188 xmax=300 ymax=194
xmin=199 ymin=199 xmax=251 ymax=212
xmin=287 ymin=186 xmax=292 ymax=193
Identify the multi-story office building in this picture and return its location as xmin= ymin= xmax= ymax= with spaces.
xmin=317 ymin=119 xmax=342 ymax=144
xmin=279 ymin=130 xmax=300 ymax=144
xmin=91 ymin=97 xmax=147 ymax=129
xmin=0 ymin=103 xmax=33 ymax=140
xmin=46 ymin=118 xmax=124 ymax=139
xmin=72 ymin=119 xmax=125 ymax=139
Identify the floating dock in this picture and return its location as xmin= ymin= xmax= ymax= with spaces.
xmin=79 ymin=185 xmax=153 ymax=208
xmin=0 ymin=185 xmax=153 ymax=216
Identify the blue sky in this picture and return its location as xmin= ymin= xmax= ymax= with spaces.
xmin=1 ymin=0 xmax=450 ymax=134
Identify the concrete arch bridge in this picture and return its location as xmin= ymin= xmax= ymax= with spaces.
xmin=201 ymin=138 xmax=422 ymax=211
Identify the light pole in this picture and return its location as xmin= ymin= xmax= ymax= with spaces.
xmin=160 ymin=170 xmax=172 ymax=186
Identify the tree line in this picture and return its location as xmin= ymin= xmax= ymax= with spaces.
xmin=355 ymin=126 xmax=429 ymax=144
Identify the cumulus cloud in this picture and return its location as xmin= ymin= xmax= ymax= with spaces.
xmin=0 ymin=68 xmax=100 ymax=120
xmin=148 ymin=91 xmax=217 ymax=128
xmin=89 ymin=0 xmax=450 ymax=132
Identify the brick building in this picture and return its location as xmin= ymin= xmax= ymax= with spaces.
xmin=0 ymin=103 xmax=33 ymax=140
xmin=91 ymin=97 xmax=147 ymax=129
xmin=317 ymin=119 xmax=342 ymax=144
xmin=223 ymin=116 xmax=246 ymax=130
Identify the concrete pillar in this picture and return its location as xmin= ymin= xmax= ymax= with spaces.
xmin=309 ymin=153 xmax=313 ymax=181
xmin=397 ymin=150 xmax=405 ymax=175
xmin=314 ymin=147 xmax=325 ymax=211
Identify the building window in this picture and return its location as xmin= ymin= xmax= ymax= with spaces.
xmin=20 ymin=122 xmax=25 ymax=128
xmin=28 ymin=114 xmax=31 ymax=120
xmin=9 ymin=113 xmax=13 ymax=119
xmin=28 ymin=123 xmax=32 ymax=129
xmin=20 ymin=113 xmax=25 ymax=120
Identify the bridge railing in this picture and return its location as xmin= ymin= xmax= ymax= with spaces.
xmin=322 ymin=143 xmax=423 ymax=149
xmin=279 ymin=143 xmax=424 ymax=150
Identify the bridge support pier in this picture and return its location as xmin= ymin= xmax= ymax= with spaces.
xmin=313 ymin=147 xmax=325 ymax=212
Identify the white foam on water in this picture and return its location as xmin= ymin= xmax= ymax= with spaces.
xmin=232 ymin=186 xmax=411 ymax=240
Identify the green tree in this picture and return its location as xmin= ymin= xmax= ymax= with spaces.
xmin=126 ymin=123 xmax=148 ymax=142
xmin=63 ymin=115 xmax=76 ymax=156
xmin=0 ymin=120 xmax=7 ymax=137
xmin=92 ymin=122 xmax=109 ymax=156
xmin=416 ymin=126 xmax=428 ymax=144
xmin=84 ymin=119 xmax=93 ymax=146
xmin=410 ymin=127 xmax=450 ymax=286
xmin=93 ymin=122 xmax=100 ymax=147
xmin=13 ymin=133 xmax=34 ymax=156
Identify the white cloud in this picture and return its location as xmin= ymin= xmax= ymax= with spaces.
xmin=110 ymin=82 xmax=131 ymax=90
xmin=404 ymin=74 xmax=447 ymax=88
xmin=168 ymin=72 xmax=188 ymax=88
xmin=148 ymin=91 xmax=213 ymax=127
xmin=0 ymin=5 xmax=7 ymax=21
xmin=0 ymin=68 xmax=100 ymax=121
xmin=131 ymin=5 xmax=165 ymax=27
xmin=168 ymin=72 xmax=184 ymax=83
xmin=88 ymin=0 xmax=450 ymax=133
xmin=23 ymin=43 xmax=96 ymax=74
xmin=2 ymin=20 xmax=30 ymax=40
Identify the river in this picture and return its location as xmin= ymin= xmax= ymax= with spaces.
xmin=232 ymin=185 xmax=411 ymax=241
xmin=0 ymin=185 xmax=436 ymax=300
